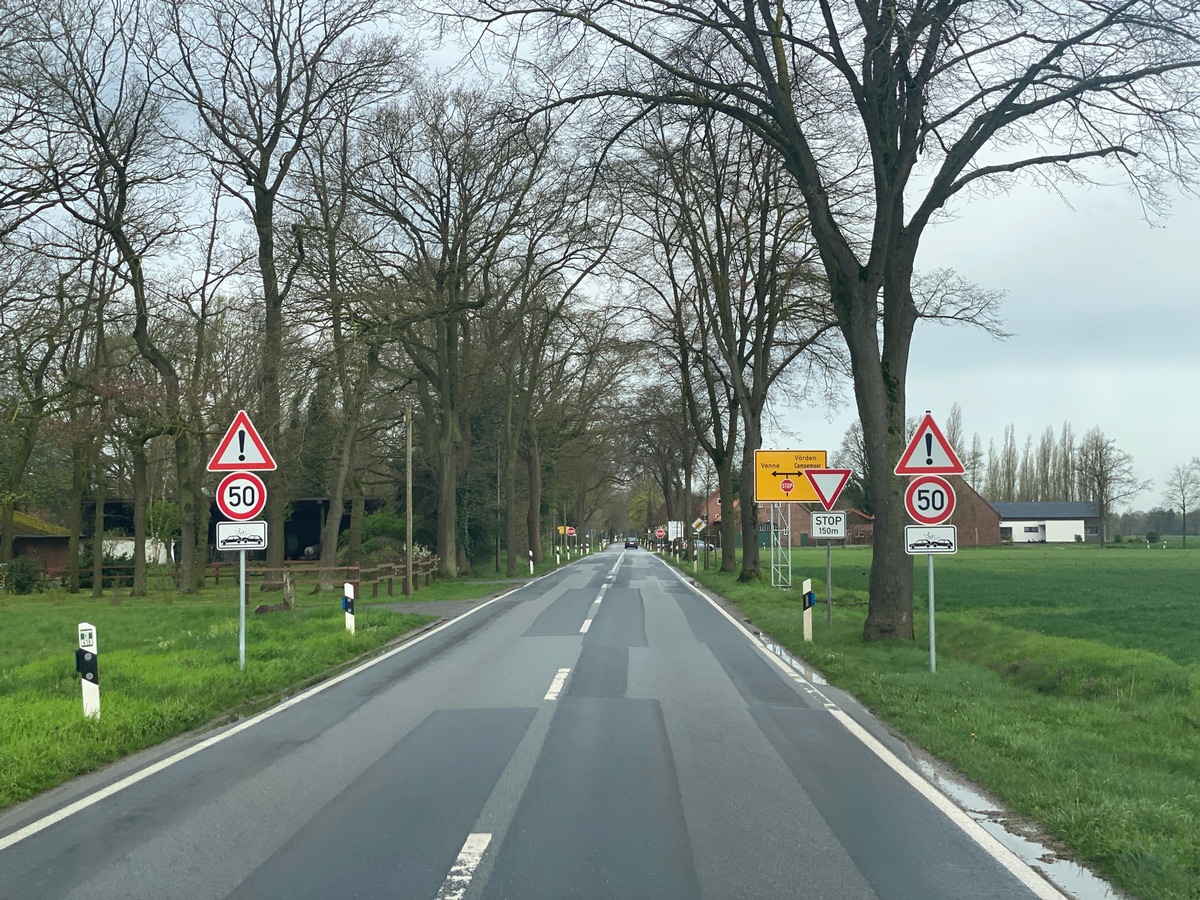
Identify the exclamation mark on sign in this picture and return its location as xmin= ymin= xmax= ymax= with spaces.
xmin=925 ymin=433 xmax=933 ymax=465
xmin=238 ymin=430 xmax=246 ymax=462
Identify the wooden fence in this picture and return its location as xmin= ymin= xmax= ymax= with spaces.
xmin=207 ymin=557 xmax=440 ymax=599
xmin=60 ymin=556 xmax=439 ymax=598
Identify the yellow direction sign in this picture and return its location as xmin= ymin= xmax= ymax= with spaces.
xmin=754 ymin=449 xmax=828 ymax=503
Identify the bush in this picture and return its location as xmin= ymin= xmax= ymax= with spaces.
xmin=4 ymin=556 xmax=45 ymax=594
xmin=362 ymin=509 xmax=406 ymax=543
xmin=1146 ymin=531 xmax=1160 ymax=544
xmin=1113 ymin=534 xmax=1123 ymax=543
xmin=1074 ymin=534 xmax=1083 ymax=542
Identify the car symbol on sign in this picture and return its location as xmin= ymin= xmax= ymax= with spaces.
xmin=223 ymin=534 xmax=263 ymax=546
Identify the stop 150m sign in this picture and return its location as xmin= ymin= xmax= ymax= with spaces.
xmin=904 ymin=474 xmax=955 ymax=526
xmin=216 ymin=471 xmax=267 ymax=521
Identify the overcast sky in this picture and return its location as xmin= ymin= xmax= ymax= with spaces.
xmin=775 ymin=180 xmax=1200 ymax=512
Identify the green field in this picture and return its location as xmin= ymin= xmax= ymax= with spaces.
xmin=0 ymin=583 xmax=449 ymax=812
xmin=684 ymin=544 xmax=1200 ymax=900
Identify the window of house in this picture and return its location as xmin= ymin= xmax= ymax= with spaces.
xmin=1024 ymin=526 xmax=1040 ymax=533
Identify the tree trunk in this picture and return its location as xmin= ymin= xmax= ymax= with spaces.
xmin=0 ymin=502 xmax=12 ymax=563
xmin=67 ymin=445 xmax=84 ymax=592
xmin=131 ymin=441 xmax=148 ymax=596
xmin=845 ymin=268 xmax=918 ymax=641
xmin=436 ymin=434 xmax=459 ymax=578
xmin=524 ymin=422 xmax=543 ymax=564
xmin=92 ymin=466 xmax=106 ymax=598
xmin=254 ymin=193 xmax=285 ymax=587
xmin=175 ymin=429 xmax=197 ymax=594
xmin=319 ymin=418 xmax=359 ymax=591
xmin=718 ymin=464 xmax=737 ymax=573
xmin=347 ymin=474 xmax=364 ymax=568
xmin=505 ymin=447 xmax=520 ymax=577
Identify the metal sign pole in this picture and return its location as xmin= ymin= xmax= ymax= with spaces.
xmin=239 ymin=548 xmax=247 ymax=670
xmin=826 ymin=541 xmax=833 ymax=627
xmin=928 ymin=553 xmax=936 ymax=673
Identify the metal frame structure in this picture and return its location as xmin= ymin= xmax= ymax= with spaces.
xmin=769 ymin=502 xmax=792 ymax=588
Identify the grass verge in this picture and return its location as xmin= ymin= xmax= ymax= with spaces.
xmin=677 ymin=545 xmax=1200 ymax=900
xmin=0 ymin=585 xmax=443 ymax=813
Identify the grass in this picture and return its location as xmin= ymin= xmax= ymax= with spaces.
xmin=678 ymin=544 xmax=1200 ymax=900
xmin=0 ymin=572 xmax=492 ymax=813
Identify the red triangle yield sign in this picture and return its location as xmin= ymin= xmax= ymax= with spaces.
xmin=207 ymin=410 xmax=277 ymax=472
xmin=894 ymin=412 xmax=965 ymax=475
xmin=804 ymin=469 xmax=852 ymax=511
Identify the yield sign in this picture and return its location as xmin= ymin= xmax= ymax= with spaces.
xmin=804 ymin=468 xmax=852 ymax=511
xmin=894 ymin=412 xmax=965 ymax=476
xmin=207 ymin=410 xmax=277 ymax=472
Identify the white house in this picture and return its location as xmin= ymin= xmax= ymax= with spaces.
xmin=990 ymin=501 xmax=1101 ymax=543
xmin=103 ymin=537 xmax=174 ymax=564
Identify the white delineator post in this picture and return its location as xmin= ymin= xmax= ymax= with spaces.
xmin=802 ymin=578 xmax=814 ymax=642
xmin=528 ymin=550 xmax=534 ymax=576
xmin=76 ymin=622 xmax=100 ymax=719
xmin=343 ymin=581 xmax=356 ymax=635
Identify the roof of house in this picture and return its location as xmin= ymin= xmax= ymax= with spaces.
xmin=8 ymin=511 xmax=70 ymax=538
xmin=990 ymin=501 xmax=1099 ymax=520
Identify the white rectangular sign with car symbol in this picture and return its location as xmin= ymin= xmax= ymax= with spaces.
xmin=905 ymin=525 xmax=957 ymax=555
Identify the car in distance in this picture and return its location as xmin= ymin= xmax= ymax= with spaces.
xmin=692 ymin=539 xmax=714 ymax=551
xmin=624 ymin=536 xmax=639 ymax=549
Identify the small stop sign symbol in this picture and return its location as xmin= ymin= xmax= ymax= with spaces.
xmin=780 ymin=478 xmax=794 ymax=494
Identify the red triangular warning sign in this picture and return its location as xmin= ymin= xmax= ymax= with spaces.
xmin=894 ymin=413 xmax=964 ymax=475
xmin=804 ymin=469 xmax=852 ymax=511
xmin=207 ymin=410 xmax=277 ymax=472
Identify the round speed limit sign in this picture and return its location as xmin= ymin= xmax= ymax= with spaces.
xmin=216 ymin=471 xmax=267 ymax=521
xmin=904 ymin=474 xmax=955 ymax=526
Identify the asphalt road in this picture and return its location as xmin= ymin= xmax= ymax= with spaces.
xmin=0 ymin=548 xmax=1066 ymax=899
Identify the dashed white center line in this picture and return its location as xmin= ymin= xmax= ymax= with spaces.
xmin=579 ymin=619 xmax=592 ymax=634
xmin=435 ymin=832 xmax=492 ymax=900
xmin=544 ymin=667 xmax=571 ymax=700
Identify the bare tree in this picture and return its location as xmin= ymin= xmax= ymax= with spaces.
xmin=160 ymin=0 xmax=405 ymax=579
xmin=355 ymin=84 xmax=570 ymax=576
xmin=613 ymin=106 xmax=840 ymax=580
xmin=1077 ymin=427 xmax=1150 ymax=547
xmin=467 ymin=0 xmax=1200 ymax=638
xmin=1162 ymin=462 xmax=1199 ymax=548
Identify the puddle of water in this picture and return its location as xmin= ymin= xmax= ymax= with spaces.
xmin=756 ymin=635 xmax=1124 ymax=900
xmin=759 ymin=638 xmax=828 ymax=685
xmin=913 ymin=760 xmax=1124 ymax=900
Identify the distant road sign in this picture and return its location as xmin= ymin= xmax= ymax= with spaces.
xmin=655 ymin=527 xmax=665 ymax=539
xmin=895 ymin=412 xmax=964 ymax=475
xmin=208 ymin=410 xmax=277 ymax=472
xmin=754 ymin=449 xmax=827 ymax=503
xmin=905 ymin=525 xmax=957 ymax=555
xmin=904 ymin=474 xmax=956 ymax=526
xmin=566 ymin=526 xmax=576 ymax=537
xmin=216 ymin=471 xmax=267 ymax=521
xmin=811 ymin=511 xmax=846 ymax=540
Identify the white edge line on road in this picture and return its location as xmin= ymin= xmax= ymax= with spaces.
xmin=663 ymin=561 xmax=1068 ymax=900
xmin=0 ymin=578 xmax=547 ymax=853
xmin=544 ymin=667 xmax=571 ymax=700
xmin=434 ymin=832 xmax=492 ymax=900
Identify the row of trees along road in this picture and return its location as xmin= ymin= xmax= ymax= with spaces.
xmin=0 ymin=0 xmax=632 ymax=593
xmin=465 ymin=0 xmax=1200 ymax=639
xmin=5 ymin=0 xmax=1200 ymax=642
